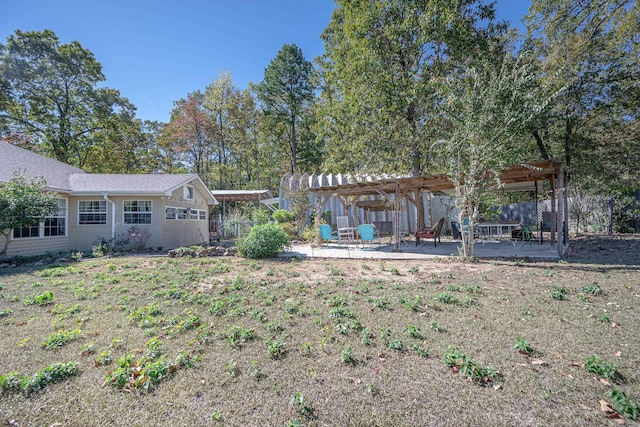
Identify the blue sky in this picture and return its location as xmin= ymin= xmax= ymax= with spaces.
xmin=1 ymin=1 xmax=530 ymax=123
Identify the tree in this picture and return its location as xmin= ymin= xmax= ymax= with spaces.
xmin=0 ymin=30 xmax=136 ymax=167
xmin=0 ymin=174 xmax=58 ymax=256
xmin=162 ymin=92 xmax=213 ymax=180
xmin=255 ymin=44 xmax=317 ymax=174
xmin=319 ymin=0 xmax=508 ymax=228
xmin=524 ymin=0 xmax=639 ymax=189
xmin=436 ymin=52 xmax=552 ymax=258
xmin=318 ymin=0 xmax=508 ymax=175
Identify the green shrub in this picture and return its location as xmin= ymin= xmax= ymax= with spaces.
xmin=237 ymin=223 xmax=290 ymax=259
xmin=585 ymin=355 xmax=619 ymax=379
xmin=272 ymin=209 xmax=295 ymax=224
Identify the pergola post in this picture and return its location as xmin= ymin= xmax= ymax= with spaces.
xmin=391 ymin=184 xmax=402 ymax=253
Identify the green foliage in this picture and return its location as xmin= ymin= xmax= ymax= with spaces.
xmin=290 ymin=390 xmax=314 ymax=419
xmin=340 ymin=342 xmax=355 ymax=364
xmin=433 ymin=292 xmax=459 ymax=305
xmin=550 ymin=286 xmax=567 ymax=300
xmin=585 ymin=355 xmax=619 ymax=379
xmin=443 ymin=345 xmax=496 ymax=384
xmin=224 ymin=325 xmax=255 ymax=348
xmin=42 ymin=328 xmax=82 ymax=350
xmin=0 ymin=30 xmax=137 ymax=171
xmin=0 ymin=361 xmax=79 ymax=395
xmin=580 ymin=284 xmax=603 ymax=295
xmin=266 ymin=338 xmax=286 ymax=359
xmin=513 ymin=337 xmax=532 ymax=354
xmin=0 ymin=174 xmax=59 ymax=256
xmin=272 ymin=209 xmax=295 ymax=224
xmin=23 ymin=290 xmax=55 ymax=306
xmin=606 ymin=389 xmax=639 ymax=420
xmin=236 ymin=223 xmax=291 ymax=259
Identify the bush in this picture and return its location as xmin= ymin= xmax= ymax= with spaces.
xmin=236 ymin=224 xmax=291 ymax=259
xmin=272 ymin=209 xmax=295 ymax=224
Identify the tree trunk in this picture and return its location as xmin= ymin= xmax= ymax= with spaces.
xmin=533 ymin=130 xmax=550 ymax=160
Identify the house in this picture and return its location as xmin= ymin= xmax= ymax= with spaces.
xmin=0 ymin=143 xmax=217 ymax=257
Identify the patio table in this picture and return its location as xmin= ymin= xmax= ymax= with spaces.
xmin=475 ymin=222 xmax=520 ymax=246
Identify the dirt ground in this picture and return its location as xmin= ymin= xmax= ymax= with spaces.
xmin=562 ymin=234 xmax=640 ymax=265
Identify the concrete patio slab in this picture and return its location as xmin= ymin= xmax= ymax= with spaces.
xmin=280 ymin=238 xmax=561 ymax=260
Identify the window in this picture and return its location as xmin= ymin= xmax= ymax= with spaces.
xmin=13 ymin=198 xmax=67 ymax=239
xmin=44 ymin=199 xmax=67 ymax=236
xmin=184 ymin=185 xmax=194 ymax=200
xmin=13 ymin=222 xmax=40 ymax=238
xmin=199 ymin=210 xmax=206 ymax=221
xmin=124 ymin=201 xmax=152 ymax=224
xmin=79 ymin=201 xmax=107 ymax=225
xmin=176 ymin=208 xmax=188 ymax=220
xmin=165 ymin=207 xmax=176 ymax=220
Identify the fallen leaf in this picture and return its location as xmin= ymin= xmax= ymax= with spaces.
xmin=530 ymin=358 xmax=547 ymax=366
xmin=611 ymin=322 xmax=619 ymax=328
xmin=579 ymin=403 xmax=591 ymax=411
xmin=600 ymin=399 xmax=614 ymax=413
xmin=599 ymin=378 xmax=611 ymax=386
xmin=493 ymin=384 xmax=501 ymax=391
xmin=615 ymin=351 xmax=622 ymax=357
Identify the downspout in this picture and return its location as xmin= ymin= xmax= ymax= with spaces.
xmin=103 ymin=193 xmax=116 ymax=240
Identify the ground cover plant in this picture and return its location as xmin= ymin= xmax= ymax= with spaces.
xmin=0 ymin=235 xmax=639 ymax=425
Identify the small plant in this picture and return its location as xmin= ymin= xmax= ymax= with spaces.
xmin=412 ymin=342 xmax=429 ymax=357
xmin=430 ymin=319 xmax=443 ymax=332
xmin=225 ymin=360 xmax=238 ymax=376
xmin=368 ymin=296 xmax=390 ymax=310
xmin=361 ymin=262 xmax=371 ymax=270
xmin=361 ymin=328 xmax=371 ymax=345
xmin=585 ymin=355 xmax=619 ymax=379
xmin=81 ymin=341 xmax=95 ymax=357
xmin=0 ymin=308 xmax=12 ymax=318
xmin=267 ymin=338 xmax=286 ymax=359
xmin=387 ymin=338 xmax=404 ymax=351
xmin=42 ymin=328 xmax=81 ymax=350
xmin=249 ymin=360 xmax=263 ymax=380
xmin=581 ymin=284 xmax=603 ymax=295
xmin=606 ymin=389 xmax=638 ymax=420
xmin=340 ymin=342 xmax=355 ymax=364
xmin=433 ymin=292 xmax=459 ymax=305
xmin=95 ymin=350 xmax=113 ymax=366
xmin=409 ymin=266 xmax=419 ymax=275
xmin=513 ymin=337 xmax=532 ymax=355
xmin=403 ymin=324 xmax=423 ymax=339
xmin=443 ymin=345 xmax=496 ymax=384
xmin=550 ymin=286 xmax=567 ymax=300
xmin=390 ymin=267 xmax=400 ymax=276
xmin=597 ymin=312 xmax=611 ymax=323
xmin=327 ymin=264 xmax=343 ymax=276
xmin=23 ymin=290 xmax=55 ymax=306
xmin=291 ymin=390 xmax=313 ymax=419
xmin=225 ymin=325 xmax=255 ymax=348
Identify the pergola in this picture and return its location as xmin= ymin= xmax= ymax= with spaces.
xmin=306 ymin=160 xmax=568 ymax=255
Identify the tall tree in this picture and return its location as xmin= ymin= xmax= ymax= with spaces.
xmin=318 ymin=0 xmax=508 ymax=176
xmin=0 ymin=30 xmax=135 ymax=167
xmin=162 ymin=92 xmax=213 ymax=180
xmin=524 ymin=0 xmax=639 ymax=189
xmin=255 ymin=44 xmax=317 ymax=174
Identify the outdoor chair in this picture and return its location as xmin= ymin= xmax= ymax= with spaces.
xmin=357 ymin=224 xmax=380 ymax=249
xmin=318 ymin=224 xmax=338 ymax=246
xmin=414 ymin=217 xmax=445 ymax=247
xmin=336 ymin=215 xmax=355 ymax=244
xmin=511 ymin=225 xmax=533 ymax=242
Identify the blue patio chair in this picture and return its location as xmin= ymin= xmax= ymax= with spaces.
xmin=318 ymin=224 xmax=338 ymax=246
xmin=357 ymin=224 xmax=380 ymax=249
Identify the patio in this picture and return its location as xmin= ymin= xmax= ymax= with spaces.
xmin=280 ymin=237 xmax=561 ymax=260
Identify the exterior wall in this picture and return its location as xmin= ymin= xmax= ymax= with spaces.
xmin=2 ymin=182 xmax=211 ymax=257
xmin=1 ymin=235 xmax=69 ymax=258
xmin=160 ymin=184 xmax=210 ymax=249
xmin=68 ymin=196 xmax=112 ymax=251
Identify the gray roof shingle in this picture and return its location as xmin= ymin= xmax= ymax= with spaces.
xmin=68 ymin=173 xmax=200 ymax=194
xmin=0 ymin=142 xmax=87 ymax=191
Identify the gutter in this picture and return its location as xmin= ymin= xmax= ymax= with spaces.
xmin=103 ymin=193 xmax=116 ymax=240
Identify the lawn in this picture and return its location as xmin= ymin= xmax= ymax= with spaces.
xmin=0 ymin=236 xmax=639 ymax=426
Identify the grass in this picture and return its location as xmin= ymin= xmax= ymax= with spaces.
xmin=0 ymin=253 xmax=639 ymax=425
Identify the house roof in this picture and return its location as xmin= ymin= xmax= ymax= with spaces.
xmin=0 ymin=142 xmax=87 ymax=192
xmin=1 ymin=143 xmax=217 ymax=205
xmin=69 ymin=174 xmax=217 ymax=205
xmin=210 ymin=189 xmax=272 ymax=202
